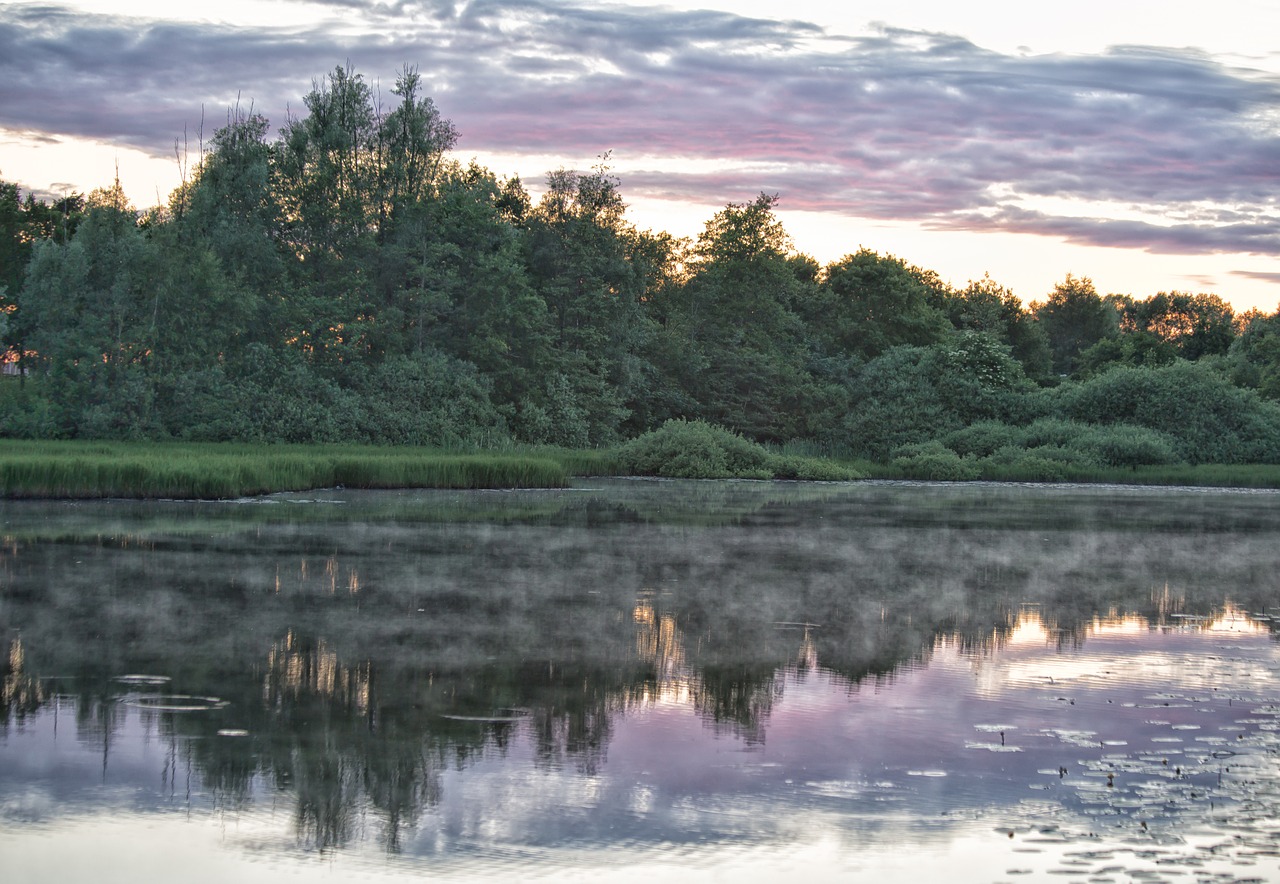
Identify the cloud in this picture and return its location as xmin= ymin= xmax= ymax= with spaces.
xmin=2 ymin=0 xmax=1277 ymax=256
xmin=1231 ymin=270 xmax=1280 ymax=284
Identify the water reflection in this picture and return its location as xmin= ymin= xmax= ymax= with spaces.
xmin=2 ymin=480 xmax=1279 ymax=881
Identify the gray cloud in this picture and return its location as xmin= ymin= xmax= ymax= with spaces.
xmin=1231 ymin=270 xmax=1280 ymax=284
xmin=2 ymin=0 xmax=1277 ymax=257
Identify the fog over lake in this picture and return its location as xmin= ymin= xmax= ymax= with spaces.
xmin=3 ymin=480 xmax=1279 ymax=882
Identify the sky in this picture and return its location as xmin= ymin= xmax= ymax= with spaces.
xmin=1 ymin=0 xmax=1278 ymax=310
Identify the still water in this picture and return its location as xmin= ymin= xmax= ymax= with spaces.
xmin=2 ymin=479 xmax=1279 ymax=882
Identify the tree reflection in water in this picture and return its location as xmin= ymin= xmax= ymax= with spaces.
xmin=1 ymin=480 xmax=1278 ymax=861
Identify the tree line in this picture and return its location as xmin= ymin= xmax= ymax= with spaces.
xmin=4 ymin=64 xmax=1280 ymax=469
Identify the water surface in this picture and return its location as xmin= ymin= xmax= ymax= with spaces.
xmin=2 ymin=480 xmax=1279 ymax=882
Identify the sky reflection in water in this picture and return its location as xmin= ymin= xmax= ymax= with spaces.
xmin=1 ymin=480 xmax=1279 ymax=882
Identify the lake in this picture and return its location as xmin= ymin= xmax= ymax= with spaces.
xmin=2 ymin=479 xmax=1279 ymax=882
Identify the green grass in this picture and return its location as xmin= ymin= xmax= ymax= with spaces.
xmin=0 ymin=440 xmax=570 ymax=499
xmin=857 ymin=458 xmax=1280 ymax=488
xmin=5 ymin=438 xmax=1280 ymax=500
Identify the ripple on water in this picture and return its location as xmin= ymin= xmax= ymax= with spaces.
xmin=121 ymin=694 xmax=229 ymax=712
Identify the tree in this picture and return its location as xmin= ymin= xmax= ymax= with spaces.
xmin=518 ymin=158 xmax=666 ymax=444
xmin=371 ymin=65 xmax=459 ymax=240
xmin=1031 ymin=275 xmax=1118 ymax=376
xmin=1118 ymin=291 xmax=1236 ymax=360
xmin=184 ymin=107 xmax=283 ymax=299
xmin=273 ymin=65 xmax=381 ymax=366
xmin=806 ymin=249 xmax=951 ymax=360
xmin=18 ymin=184 xmax=158 ymax=436
xmin=832 ymin=334 xmax=1032 ymax=460
xmin=0 ymin=179 xmax=24 ymax=309
xmin=1052 ymin=361 xmax=1280 ymax=464
xmin=664 ymin=194 xmax=828 ymax=441
xmin=1226 ymin=307 xmax=1280 ymax=400
xmin=379 ymin=162 xmax=550 ymax=411
xmin=946 ymin=274 xmax=1052 ymax=381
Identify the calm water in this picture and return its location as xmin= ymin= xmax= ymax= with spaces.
xmin=2 ymin=479 xmax=1279 ymax=882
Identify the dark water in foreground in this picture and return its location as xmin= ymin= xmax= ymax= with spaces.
xmin=2 ymin=479 xmax=1279 ymax=882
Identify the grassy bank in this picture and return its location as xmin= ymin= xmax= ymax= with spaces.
xmin=857 ymin=458 xmax=1280 ymax=488
xmin=4 ymin=438 xmax=1280 ymax=500
xmin=0 ymin=440 xmax=581 ymax=499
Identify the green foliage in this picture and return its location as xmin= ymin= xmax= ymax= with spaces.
xmin=1076 ymin=423 xmax=1180 ymax=470
xmin=934 ymin=332 xmax=1035 ymax=419
xmin=661 ymin=194 xmax=825 ymax=441
xmin=1116 ymin=291 xmax=1236 ymax=360
xmin=621 ymin=419 xmax=774 ymax=479
xmin=1051 ymin=361 xmax=1280 ymax=464
xmin=977 ymin=446 xmax=1070 ymax=482
xmin=942 ymin=275 xmax=1052 ymax=381
xmin=808 ymin=249 xmax=951 ymax=360
xmin=0 ymin=376 xmax=56 ymax=438
xmin=1226 ymin=310 xmax=1280 ymax=401
xmin=1032 ymin=275 xmax=1118 ymax=376
xmin=942 ymin=421 xmax=1029 ymax=457
xmin=938 ymin=417 xmax=1181 ymax=477
xmin=0 ymin=440 xmax=567 ymax=499
xmin=837 ymin=346 xmax=955 ymax=459
xmin=1075 ymin=330 xmax=1178 ymax=376
xmin=620 ymin=419 xmax=860 ymax=480
xmin=889 ymin=441 xmax=980 ymax=481
xmin=834 ymin=335 xmax=1032 ymax=460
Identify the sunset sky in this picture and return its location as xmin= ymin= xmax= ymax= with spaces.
xmin=2 ymin=0 xmax=1278 ymax=310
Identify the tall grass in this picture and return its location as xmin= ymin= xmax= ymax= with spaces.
xmin=0 ymin=440 xmax=568 ymax=499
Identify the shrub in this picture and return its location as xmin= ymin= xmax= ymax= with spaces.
xmin=621 ymin=419 xmax=759 ymax=478
xmin=978 ymin=447 xmax=1069 ymax=482
xmin=1076 ymin=424 xmax=1181 ymax=470
xmin=769 ymin=454 xmax=862 ymax=481
xmin=890 ymin=441 xmax=980 ymax=481
xmin=1051 ymin=362 xmax=1280 ymax=464
xmin=621 ymin=419 xmax=860 ymax=480
xmin=943 ymin=421 xmax=1029 ymax=457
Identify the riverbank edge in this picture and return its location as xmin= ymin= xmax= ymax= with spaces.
xmin=4 ymin=440 xmax=1280 ymax=499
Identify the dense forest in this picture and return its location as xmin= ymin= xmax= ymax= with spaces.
xmin=4 ymin=64 xmax=1280 ymax=475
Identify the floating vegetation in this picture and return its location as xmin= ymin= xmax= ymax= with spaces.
xmin=965 ymin=741 xmax=1024 ymax=752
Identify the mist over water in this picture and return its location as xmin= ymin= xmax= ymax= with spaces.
xmin=2 ymin=480 xmax=1279 ymax=882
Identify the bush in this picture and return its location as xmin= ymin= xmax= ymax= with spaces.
xmin=621 ymin=419 xmax=768 ymax=478
xmin=1022 ymin=418 xmax=1087 ymax=449
xmin=943 ymin=421 xmax=1029 ymax=457
xmin=890 ymin=441 xmax=980 ymax=481
xmin=1076 ymin=424 xmax=1180 ymax=470
xmin=769 ymin=454 xmax=862 ymax=481
xmin=1051 ymin=362 xmax=1280 ymax=464
xmin=620 ymin=419 xmax=860 ymax=480
xmin=978 ymin=447 xmax=1069 ymax=482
